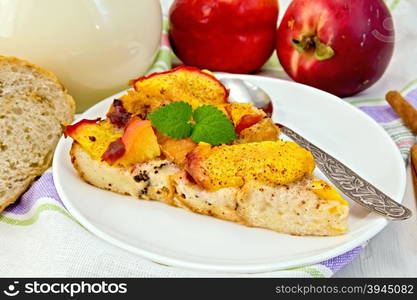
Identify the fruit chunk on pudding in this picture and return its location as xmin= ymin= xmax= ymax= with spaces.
xmin=64 ymin=119 xmax=122 ymax=160
xmin=118 ymin=66 xmax=229 ymax=118
xmin=185 ymin=141 xmax=315 ymax=192
xmin=66 ymin=116 xmax=160 ymax=167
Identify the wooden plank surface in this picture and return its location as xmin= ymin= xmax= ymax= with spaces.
xmin=335 ymin=166 xmax=417 ymax=277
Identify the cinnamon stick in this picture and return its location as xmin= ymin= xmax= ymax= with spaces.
xmin=386 ymin=90 xmax=417 ymax=134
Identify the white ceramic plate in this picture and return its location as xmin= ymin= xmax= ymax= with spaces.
xmin=53 ymin=74 xmax=406 ymax=273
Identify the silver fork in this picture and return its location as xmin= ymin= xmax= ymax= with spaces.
xmin=220 ymin=78 xmax=412 ymax=220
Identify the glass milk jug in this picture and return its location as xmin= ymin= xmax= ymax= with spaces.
xmin=0 ymin=0 xmax=162 ymax=112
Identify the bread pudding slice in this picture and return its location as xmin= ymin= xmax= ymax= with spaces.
xmin=173 ymin=173 xmax=348 ymax=236
xmin=70 ymin=141 xmax=349 ymax=236
xmin=66 ymin=66 xmax=349 ymax=236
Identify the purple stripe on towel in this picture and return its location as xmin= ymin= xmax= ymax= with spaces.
xmin=359 ymin=105 xmax=399 ymax=123
xmin=358 ymin=87 xmax=417 ymax=123
xmin=405 ymin=88 xmax=417 ymax=108
xmin=4 ymin=172 xmax=63 ymax=214
xmin=321 ymin=246 xmax=363 ymax=273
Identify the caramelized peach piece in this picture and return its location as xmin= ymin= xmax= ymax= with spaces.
xmin=64 ymin=118 xmax=101 ymax=138
xmin=185 ymin=142 xmax=227 ymax=189
xmin=65 ymin=119 xmax=122 ymax=160
xmin=235 ymin=114 xmax=264 ymax=134
xmin=115 ymin=117 xmax=160 ymax=167
xmin=121 ymin=66 xmax=229 ymax=116
xmin=235 ymin=119 xmax=280 ymax=144
xmin=225 ymin=103 xmax=265 ymax=126
xmin=186 ymin=141 xmax=315 ymax=191
xmin=158 ymin=135 xmax=197 ymax=166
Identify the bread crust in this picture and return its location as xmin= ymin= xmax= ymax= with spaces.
xmin=0 ymin=56 xmax=75 ymax=212
xmin=0 ymin=55 xmax=75 ymax=123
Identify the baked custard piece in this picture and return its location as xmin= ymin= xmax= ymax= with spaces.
xmin=66 ymin=66 xmax=349 ymax=236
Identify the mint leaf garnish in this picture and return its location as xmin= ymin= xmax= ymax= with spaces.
xmin=148 ymin=102 xmax=193 ymax=139
xmin=148 ymin=102 xmax=237 ymax=145
xmin=191 ymin=105 xmax=237 ymax=145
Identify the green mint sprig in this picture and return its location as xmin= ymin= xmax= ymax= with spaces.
xmin=147 ymin=102 xmax=193 ymax=139
xmin=148 ymin=102 xmax=236 ymax=146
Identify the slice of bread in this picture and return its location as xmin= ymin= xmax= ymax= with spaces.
xmin=0 ymin=56 xmax=75 ymax=212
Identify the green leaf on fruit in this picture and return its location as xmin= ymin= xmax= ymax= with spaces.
xmin=148 ymin=102 xmax=193 ymax=139
xmin=191 ymin=105 xmax=237 ymax=145
xmin=148 ymin=102 xmax=236 ymax=145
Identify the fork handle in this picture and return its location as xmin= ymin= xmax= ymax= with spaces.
xmin=280 ymin=125 xmax=412 ymax=220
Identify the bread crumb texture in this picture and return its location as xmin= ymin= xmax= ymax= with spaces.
xmin=0 ymin=56 xmax=74 ymax=210
xmin=236 ymin=178 xmax=349 ymax=236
